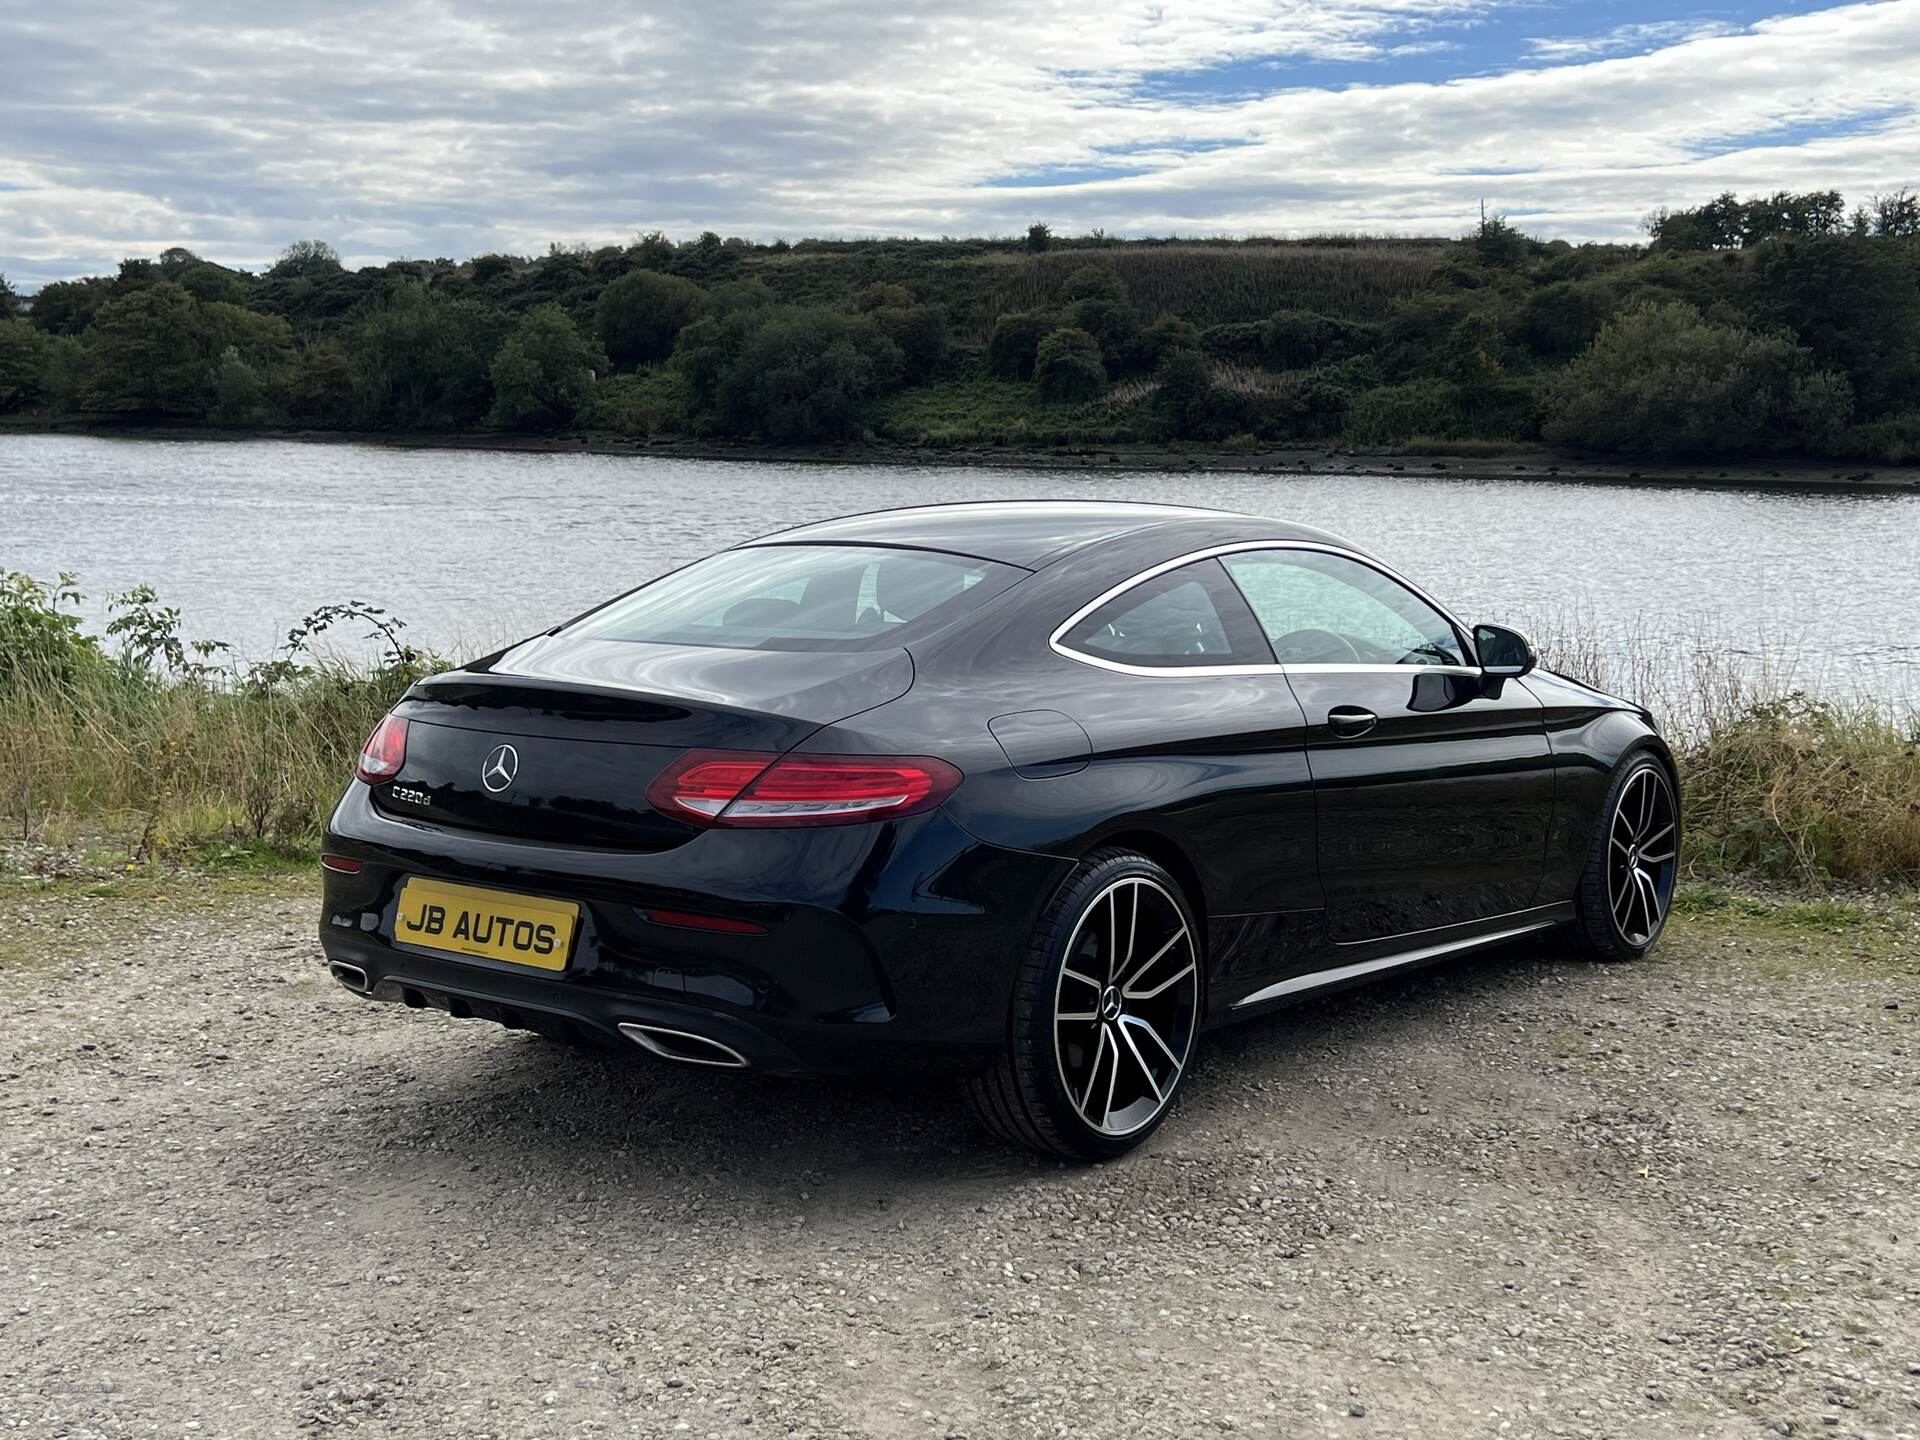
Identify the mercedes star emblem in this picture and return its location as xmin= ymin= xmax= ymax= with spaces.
xmin=481 ymin=743 xmax=520 ymax=793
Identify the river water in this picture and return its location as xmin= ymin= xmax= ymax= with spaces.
xmin=2 ymin=435 xmax=1913 ymax=711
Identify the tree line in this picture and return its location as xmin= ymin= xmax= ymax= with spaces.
xmin=2 ymin=188 xmax=1917 ymax=462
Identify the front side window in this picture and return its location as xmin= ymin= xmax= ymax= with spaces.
xmin=1220 ymin=549 xmax=1464 ymax=667
xmin=1059 ymin=559 xmax=1271 ymax=668
xmin=567 ymin=544 xmax=1018 ymax=651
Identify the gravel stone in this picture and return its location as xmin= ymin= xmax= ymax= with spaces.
xmin=1 ymin=881 xmax=1916 ymax=1437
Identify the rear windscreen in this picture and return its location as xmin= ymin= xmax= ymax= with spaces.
xmin=565 ymin=544 xmax=1023 ymax=651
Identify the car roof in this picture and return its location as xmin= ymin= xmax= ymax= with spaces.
xmin=747 ymin=500 xmax=1352 ymax=569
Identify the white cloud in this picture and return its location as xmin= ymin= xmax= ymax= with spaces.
xmin=1524 ymin=19 xmax=1739 ymax=60
xmin=1 ymin=0 xmax=1917 ymax=287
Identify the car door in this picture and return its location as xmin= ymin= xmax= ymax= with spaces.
xmin=1047 ymin=556 xmax=1322 ymax=996
xmin=1219 ymin=546 xmax=1554 ymax=944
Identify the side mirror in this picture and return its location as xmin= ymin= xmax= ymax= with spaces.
xmin=1473 ymin=623 xmax=1537 ymax=679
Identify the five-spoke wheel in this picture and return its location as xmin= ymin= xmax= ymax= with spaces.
xmin=964 ymin=850 xmax=1200 ymax=1160
xmin=1574 ymin=753 xmax=1678 ymax=960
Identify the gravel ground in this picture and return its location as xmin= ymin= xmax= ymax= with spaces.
xmin=2 ymin=878 xmax=1916 ymax=1439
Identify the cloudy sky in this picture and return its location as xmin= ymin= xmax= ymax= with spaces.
xmin=3 ymin=0 xmax=1918 ymax=287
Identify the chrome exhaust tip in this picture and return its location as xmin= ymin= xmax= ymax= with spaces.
xmin=617 ymin=1022 xmax=750 ymax=1069
xmin=328 ymin=961 xmax=371 ymax=993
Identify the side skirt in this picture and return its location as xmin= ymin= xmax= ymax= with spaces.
xmin=1225 ymin=904 xmax=1572 ymax=1014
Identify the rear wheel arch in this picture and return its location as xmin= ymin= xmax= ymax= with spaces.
xmin=964 ymin=844 xmax=1203 ymax=1160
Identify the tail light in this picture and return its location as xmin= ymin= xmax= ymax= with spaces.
xmin=355 ymin=714 xmax=409 ymax=784
xmin=646 ymin=750 xmax=962 ymax=828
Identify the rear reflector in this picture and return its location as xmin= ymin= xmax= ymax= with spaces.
xmin=320 ymin=853 xmax=363 ymax=874
xmin=641 ymin=908 xmax=768 ymax=935
xmin=646 ymin=750 xmax=962 ymax=828
xmin=355 ymin=714 xmax=409 ymax=785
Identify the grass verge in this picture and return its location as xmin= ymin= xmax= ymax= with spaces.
xmin=3 ymin=569 xmax=1917 ymax=889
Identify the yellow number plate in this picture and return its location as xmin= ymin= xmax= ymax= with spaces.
xmin=392 ymin=877 xmax=579 ymax=971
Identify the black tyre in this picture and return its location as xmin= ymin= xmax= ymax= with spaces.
xmin=1571 ymin=752 xmax=1679 ymax=961
xmin=964 ymin=849 xmax=1201 ymax=1161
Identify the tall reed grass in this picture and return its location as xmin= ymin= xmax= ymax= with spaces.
xmin=1527 ymin=612 xmax=1919 ymax=886
xmin=3 ymin=573 xmax=1915 ymax=886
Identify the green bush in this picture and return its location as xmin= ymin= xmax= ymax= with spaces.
xmin=1154 ymin=347 xmax=1246 ymax=440
xmin=1520 ymin=279 xmax=1619 ymax=355
xmin=1746 ymin=236 xmax=1920 ymax=417
xmin=1033 ymin=327 xmax=1107 ymax=403
xmin=1199 ymin=322 xmax=1267 ymax=365
xmin=596 ymin=269 xmax=708 ymax=365
xmin=1263 ymin=309 xmax=1376 ymax=369
xmin=288 ymin=342 xmax=362 ymax=423
xmin=487 ymin=304 xmax=607 ymax=430
xmin=1344 ymin=378 xmax=1463 ymax=444
xmin=1060 ymin=266 xmax=1126 ymax=306
xmin=1 ymin=572 xmax=106 ymax=692
xmin=583 ymin=368 xmax=693 ymax=436
xmin=1682 ymin=696 xmax=1920 ymax=884
xmin=1818 ymin=409 xmax=1920 ymax=464
xmin=987 ymin=310 xmax=1054 ymax=380
xmin=1545 ymin=301 xmax=1852 ymax=456
xmin=704 ymin=307 xmax=904 ymax=441
xmin=1128 ymin=314 xmax=1201 ymax=373
xmin=1 ymin=576 xmax=445 ymax=859
xmin=866 ymin=301 xmax=947 ymax=383
xmin=0 ymin=322 xmax=56 ymax=412
xmin=351 ymin=286 xmax=505 ymax=429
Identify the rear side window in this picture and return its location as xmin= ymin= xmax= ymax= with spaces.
xmin=567 ymin=544 xmax=1021 ymax=651
xmin=1059 ymin=559 xmax=1272 ymax=668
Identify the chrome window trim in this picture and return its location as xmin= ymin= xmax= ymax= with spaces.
xmin=1049 ymin=540 xmax=1478 ymax=679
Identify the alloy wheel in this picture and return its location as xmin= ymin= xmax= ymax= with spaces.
xmin=1606 ymin=764 xmax=1678 ymax=946
xmin=1052 ymin=877 xmax=1199 ymax=1137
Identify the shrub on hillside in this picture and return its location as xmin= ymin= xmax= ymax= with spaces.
xmin=487 ymin=304 xmax=607 ymax=430
xmin=1344 ymin=377 xmax=1462 ymax=445
xmin=1745 ymin=236 xmax=1920 ymax=417
xmin=863 ymin=298 xmax=947 ymax=383
xmin=1128 ymin=314 xmax=1201 ymax=373
xmin=288 ymin=342 xmax=362 ymax=423
xmin=1545 ymin=302 xmax=1852 ymax=455
xmin=583 ymin=368 xmax=693 ymax=436
xmin=988 ymin=310 xmax=1055 ymax=380
xmin=702 ymin=307 xmax=904 ymax=441
xmin=0 ymin=322 xmax=56 ymax=412
xmin=350 ymin=286 xmax=505 ymax=430
xmin=1521 ymin=279 xmax=1619 ymax=355
xmin=1032 ymin=327 xmax=1107 ymax=403
xmin=1154 ymin=347 xmax=1246 ymax=440
xmin=1199 ymin=322 xmax=1267 ymax=365
xmin=596 ymin=269 xmax=708 ymax=364
xmin=1818 ymin=409 xmax=1920 ymax=465
xmin=1263 ymin=309 xmax=1378 ymax=369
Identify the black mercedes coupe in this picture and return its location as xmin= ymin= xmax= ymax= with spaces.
xmin=320 ymin=501 xmax=1678 ymax=1159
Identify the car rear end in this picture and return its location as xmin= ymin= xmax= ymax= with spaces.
xmin=317 ymin=542 xmax=1069 ymax=1076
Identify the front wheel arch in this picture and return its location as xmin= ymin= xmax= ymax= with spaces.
xmin=1570 ymin=747 xmax=1680 ymax=961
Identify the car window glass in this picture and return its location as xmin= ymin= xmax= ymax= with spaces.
xmin=568 ymin=545 xmax=1016 ymax=651
xmin=1221 ymin=550 xmax=1463 ymax=667
xmin=1060 ymin=559 xmax=1270 ymax=668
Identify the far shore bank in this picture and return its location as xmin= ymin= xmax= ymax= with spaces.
xmin=5 ymin=419 xmax=1918 ymax=492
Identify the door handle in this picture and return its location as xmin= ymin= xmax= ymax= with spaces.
xmin=1326 ymin=706 xmax=1377 ymax=739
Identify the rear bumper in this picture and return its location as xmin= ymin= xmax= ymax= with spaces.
xmin=319 ymin=783 xmax=1072 ymax=1078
